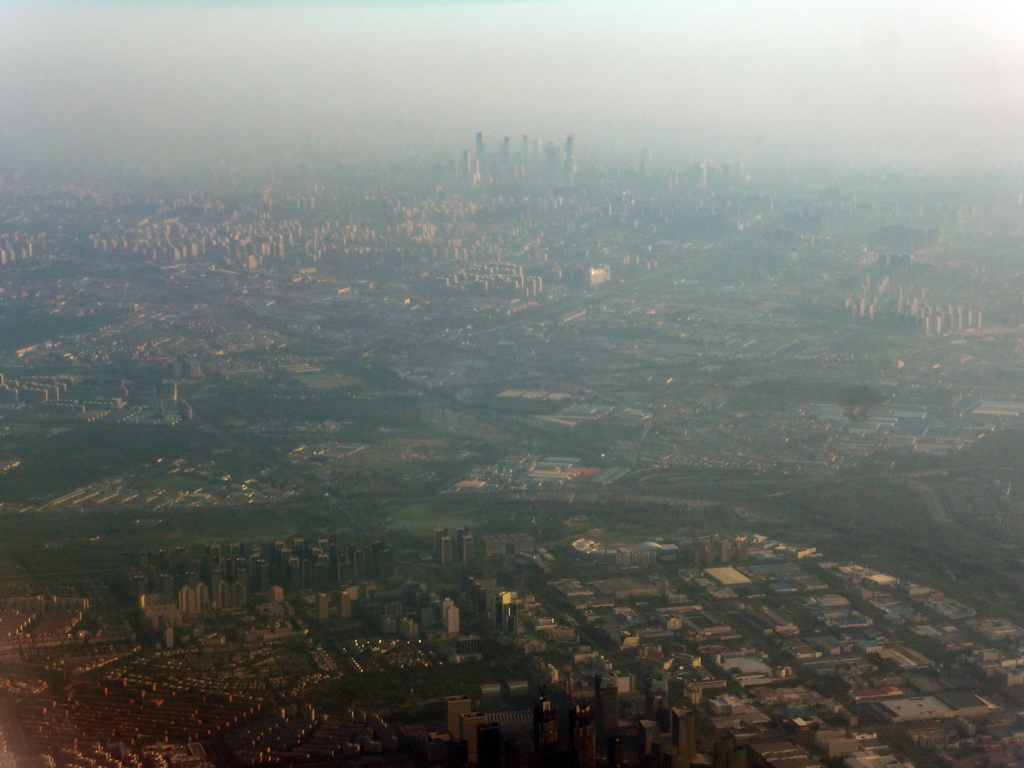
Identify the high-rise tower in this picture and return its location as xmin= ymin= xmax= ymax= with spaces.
xmin=570 ymin=701 xmax=597 ymax=768
xmin=475 ymin=132 xmax=486 ymax=167
xmin=670 ymin=707 xmax=697 ymax=767
xmin=533 ymin=694 xmax=559 ymax=764
xmin=564 ymin=134 xmax=576 ymax=188
xmin=594 ymin=674 xmax=618 ymax=737
xmin=477 ymin=721 xmax=502 ymax=767
xmin=446 ymin=695 xmax=472 ymax=736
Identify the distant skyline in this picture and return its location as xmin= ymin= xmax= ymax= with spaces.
xmin=3 ymin=0 xmax=1024 ymax=168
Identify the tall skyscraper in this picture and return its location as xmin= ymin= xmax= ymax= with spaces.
xmin=670 ymin=707 xmax=696 ymax=767
xmin=477 ymin=721 xmax=502 ymax=767
xmin=639 ymin=145 xmax=654 ymax=175
xmin=595 ymin=674 xmax=619 ymax=737
xmin=446 ymin=695 xmax=472 ymax=736
xmin=564 ymin=134 xmax=576 ymax=188
xmin=638 ymin=720 xmax=660 ymax=762
xmin=475 ymin=132 xmax=486 ymax=167
xmin=442 ymin=598 xmax=460 ymax=637
xmin=460 ymin=712 xmax=488 ymax=764
xmin=570 ymin=701 xmax=597 ymax=768
xmin=441 ymin=535 xmax=454 ymax=564
xmin=544 ymin=142 xmax=562 ymax=183
xmin=533 ymin=695 xmax=559 ymax=764
xmin=711 ymin=734 xmax=748 ymax=768
xmin=646 ymin=676 xmax=669 ymax=718
xmin=500 ymin=136 xmax=512 ymax=175
xmin=714 ymin=734 xmax=736 ymax=768
xmin=454 ymin=528 xmax=468 ymax=561
xmin=694 ymin=161 xmax=708 ymax=191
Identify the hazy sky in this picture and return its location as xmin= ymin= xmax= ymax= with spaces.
xmin=3 ymin=0 xmax=1024 ymax=168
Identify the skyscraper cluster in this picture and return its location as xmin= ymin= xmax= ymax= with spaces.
xmin=442 ymin=692 xmax=603 ymax=768
xmin=456 ymin=131 xmax=577 ymax=187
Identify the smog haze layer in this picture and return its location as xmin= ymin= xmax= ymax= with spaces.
xmin=3 ymin=0 xmax=1024 ymax=168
